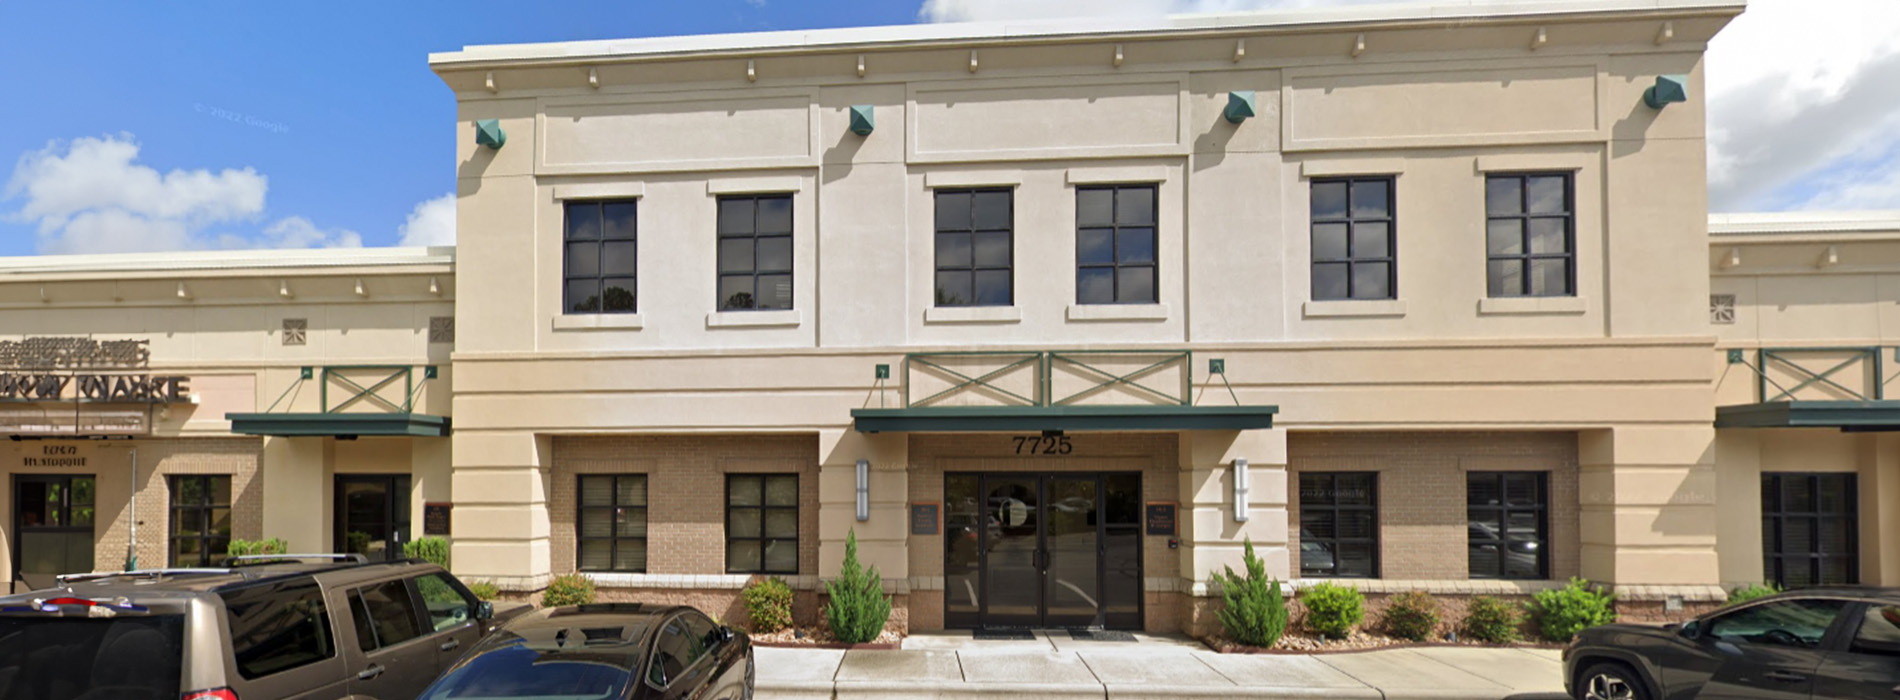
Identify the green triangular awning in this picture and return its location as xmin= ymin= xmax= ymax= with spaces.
xmin=1715 ymin=401 xmax=1900 ymax=432
xmin=225 ymin=412 xmax=450 ymax=437
xmin=851 ymin=405 xmax=1277 ymax=433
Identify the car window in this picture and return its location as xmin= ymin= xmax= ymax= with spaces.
xmin=646 ymin=617 xmax=693 ymax=688
xmin=1851 ymin=605 xmax=1900 ymax=656
xmin=682 ymin=612 xmax=719 ymax=661
xmin=1706 ymin=598 xmax=1848 ymax=648
xmin=351 ymin=579 xmax=423 ymax=649
xmin=414 ymin=573 xmax=477 ymax=632
xmin=219 ymin=578 xmax=337 ymax=679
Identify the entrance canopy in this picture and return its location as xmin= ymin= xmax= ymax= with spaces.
xmin=227 ymin=412 xmax=450 ymax=438
xmin=227 ymin=365 xmax=449 ymax=438
xmin=1715 ymin=401 xmax=1900 ymax=432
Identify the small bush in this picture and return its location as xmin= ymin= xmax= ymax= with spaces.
xmin=743 ymin=576 xmax=795 ymax=633
xmin=467 ymin=580 xmax=501 ymax=601
xmin=1463 ymin=596 xmax=1522 ymax=644
xmin=1301 ymin=582 xmax=1366 ymax=640
xmin=824 ymin=530 xmax=892 ymax=644
xmin=403 ymin=537 xmax=451 ymax=568
xmin=1213 ymin=538 xmax=1289 ymax=648
xmin=1383 ymin=591 xmax=1442 ymax=641
xmin=542 ymin=573 xmax=597 ymax=607
xmin=225 ymin=538 xmax=289 ymax=562
xmin=1529 ymin=577 xmax=1617 ymax=643
xmin=1727 ymin=582 xmax=1781 ymax=605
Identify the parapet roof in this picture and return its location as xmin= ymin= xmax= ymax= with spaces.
xmin=0 ymin=246 xmax=454 ymax=278
xmin=1709 ymin=211 xmax=1900 ymax=237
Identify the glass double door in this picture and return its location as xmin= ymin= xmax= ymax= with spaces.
xmin=12 ymin=475 xmax=96 ymax=592
xmin=334 ymin=475 xmax=412 ymax=561
xmin=946 ymin=472 xmax=1141 ymax=629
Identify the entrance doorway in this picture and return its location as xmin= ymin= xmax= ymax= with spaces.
xmin=334 ymin=475 xmax=411 ymax=561
xmin=11 ymin=475 xmax=96 ymax=592
xmin=944 ymin=472 xmax=1142 ymax=629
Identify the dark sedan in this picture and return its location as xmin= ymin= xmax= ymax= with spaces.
xmin=1564 ymin=587 xmax=1900 ymax=700
xmin=416 ymin=602 xmax=754 ymax=700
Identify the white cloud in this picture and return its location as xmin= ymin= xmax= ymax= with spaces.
xmin=397 ymin=193 xmax=456 ymax=247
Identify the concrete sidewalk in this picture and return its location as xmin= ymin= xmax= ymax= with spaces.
xmin=755 ymin=630 xmax=1569 ymax=700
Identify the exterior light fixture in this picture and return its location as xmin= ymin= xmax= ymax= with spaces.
xmin=1643 ymin=74 xmax=1689 ymax=109
xmin=849 ymin=105 xmax=875 ymax=136
xmin=279 ymin=280 xmax=293 ymax=299
xmin=855 ymin=459 xmax=870 ymax=521
xmin=429 ymin=277 xmax=442 ymax=295
xmin=1232 ymin=458 xmax=1250 ymax=523
xmin=475 ymin=119 xmax=507 ymax=150
xmin=353 ymin=279 xmax=368 ymax=297
xmin=1224 ymin=91 xmax=1256 ymax=124
xmin=175 ymin=282 xmax=192 ymax=300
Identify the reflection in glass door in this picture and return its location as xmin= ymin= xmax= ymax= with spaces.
xmin=981 ymin=475 xmax=1042 ymax=627
xmin=335 ymin=475 xmax=411 ymax=561
xmin=944 ymin=472 xmax=1142 ymax=629
xmin=12 ymin=475 xmax=96 ymax=592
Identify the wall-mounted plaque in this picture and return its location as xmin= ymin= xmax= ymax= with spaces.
xmin=1145 ymin=502 xmax=1177 ymax=537
xmin=910 ymin=502 xmax=940 ymax=536
xmin=423 ymin=502 xmax=453 ymax=536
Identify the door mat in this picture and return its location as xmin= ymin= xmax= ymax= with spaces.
xmin=1068 ymin=629 xmax=1136 ymax=642
xmin=973 ymin=629 xmax=1036 ymax=640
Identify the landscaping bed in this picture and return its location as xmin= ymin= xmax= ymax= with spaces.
xmin=749 ymin=624 xmax=903 ymax=649
xmin=1199 ymin=630 xmax=1560 ymax=654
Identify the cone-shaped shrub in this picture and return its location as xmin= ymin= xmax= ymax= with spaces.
xmin=824 ymin=530 xmax=891 ymax=644
xmin=1213 ymin=538 xmax=1289 ymax=648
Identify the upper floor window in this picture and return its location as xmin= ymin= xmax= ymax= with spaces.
xmin=934 ymin=189 xmax=1013 ymax=307
xmin=1076 ymin=184 xmax=1158 ymax=305
xmin=717 ymin=194 xmax=793 ymax=311
xmin=1311 ymin=177 xmax=1396 ymax=301
xmin=1485 ymin=173 xmax=1574 ymax=297
xmin=564 ymin=200 xmax=639 ymax=314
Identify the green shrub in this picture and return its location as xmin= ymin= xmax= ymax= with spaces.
xmin=1212 ymin=538 xmax=1289 ymax=648
xmin=1462 ymin=596 xmax=1522 ymax=644
xmin=1301 ymin=582 xmax=1366 ymax=640
xmin=823 ymin=530 xmax=892 ymax=644
xmin=1727 ymin=582 xmax=1781 ymax=605
xmin=467 ymin=580 xmax=501 ymax=601
xmin=403 ymin=537 xmax=451 ymax=568
xmin=542 ymin=573 xmax=596 ymax=607
xmin=1529 ymin=577 xmax=1617 ymax=643
xmin=226 ymin=538 xmax=289 ymax=558
xmin=1382 ymin=591 xmax=1442 ymax=641
xmin=345 ymin=531 xmax=372 ymax=556
xmin=743 ymin=577 xmax=795 ymax=633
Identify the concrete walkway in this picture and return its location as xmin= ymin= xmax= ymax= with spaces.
xmin=756 ymin=631 xmax=1569 ymax=700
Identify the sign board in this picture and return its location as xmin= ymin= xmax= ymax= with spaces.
xmin=1144 ymin=502 xmax=1177 ymax=537
xmin=423 ymin=503 xmax=453 ymax=536
xmin=909 ymin=502 xmax=940 ymax=536
xmin=0 ymin=338 xmax=189 ymax=438
xmin=0 ymin=403 xmax=152 ymax=437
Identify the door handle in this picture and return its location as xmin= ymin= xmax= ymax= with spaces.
xmin=440 ymin=638 xmax=460 ymax=652
xmin=357 ymin=664 xmax=385 ymax=680
xmin=1764 ymin=670 xmax=1808 ymax=683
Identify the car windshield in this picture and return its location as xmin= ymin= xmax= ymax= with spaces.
xmin=0 ymin=614 xmax=186 ymax=700
xmin=419 ymin=637 xmax=642 ymax=700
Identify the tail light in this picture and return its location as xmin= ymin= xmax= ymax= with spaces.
xmin=182 ymin=689 xmax=237 ymax=700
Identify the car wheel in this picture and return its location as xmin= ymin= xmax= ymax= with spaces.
xmin=1576 ymin=662 xmax=1648 ymax=700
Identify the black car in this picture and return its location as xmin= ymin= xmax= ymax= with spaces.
xmin=416 ymin=602 xmax=754 ymax=700
xmin=1564 ymin=587 xmax=1900 ymax=700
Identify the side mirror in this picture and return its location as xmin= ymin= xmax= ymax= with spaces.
xmin=718 ymin=626 xmax=736 ymax=643
xmin=475 ymin=601 xmax=494 ymax=621
xmin=1673 ymin=621 xmax=1699 ymax=639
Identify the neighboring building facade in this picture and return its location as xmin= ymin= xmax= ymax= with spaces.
xmin=428 ymin=0 xmax=1743 ymax=634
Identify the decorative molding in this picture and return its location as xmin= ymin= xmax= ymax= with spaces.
xmin=705 ymin=309 xmax=802 ymax=329
xmin=706 ymin=176 xmax=804 ymax=195
xmin=1474 ymin=152 xmax=1596 ymax=173
xmin=1709 ymin=294 xmax=1736 ymax=325
xmin=924 ymin=306 xmax=1023 ymax=324
xmin=924 ymin=170 xmax=1024 ymax=189
xmin=553 ymin=182 xmax=645 ymax=200
xmin=1066 ymin=303 xmax=1170 ymax=322
xmin=1302 ymin=299 xmax=1407 ymax=318
xmin=1065 ymin=165 xmax=1170 ymax=185
xmin=281 ymin=319 xmax=308 ymax=346
xmin=552 ymin=314 xmax=645 ymax=331
xmin=1299 ymin=158 xmax=1406 ymax=178
xmin=1477 ymin=296 xmax=1589 ymax=316
xmin=429 ymin=316 xmax=456 ymax=343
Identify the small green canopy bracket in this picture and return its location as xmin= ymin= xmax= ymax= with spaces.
xmin=849 ymin=105 xmax=875 ymax=135
xmin=1715 ymin=401 xmax=1900 ymax=432
xmin=226 ymin=412 xmax=451 ymax=438
xmin=851 ymin=405 xmax=1277 ymax=433
xmin=475 ymin=119 xmax=507 ymax=149
xmin=1644 ymin=74 xmax=1689 ymax=109
xmin=1224 ymin=91 xmax=1257 ymax=124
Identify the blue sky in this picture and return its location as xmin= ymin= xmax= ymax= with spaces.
xmin=1 ymin=0 xmax=1895 ymax=256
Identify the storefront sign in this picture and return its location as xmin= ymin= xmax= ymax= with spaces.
xmin=0 ymin=338 xmax=188 ymax=437
xmin=909 ymin=502 xmax=940 ymax=536
xmin=0 ymin=403 xmax=152 ymax=437
xmin=21 ymin=444 xmax=89 ymax=468
xmin=1144 ymin=502 xmax=1177 ymax=536
xmin=0 ymin=338 xmax=151 ymax=369
xmin=0 ymin=373 xmax=190 ymax=403
xmin=423 ymin=502 xmax=453 ymax=536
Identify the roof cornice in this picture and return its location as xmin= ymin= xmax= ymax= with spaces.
xmin=0 ymin=246 xmax=455 ymax=279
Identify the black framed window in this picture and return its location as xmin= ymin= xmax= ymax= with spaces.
xmin=717 ymin=194 xmax=793 ymax=310
xmin=170 ymin=475 xmax=231 ymax=567
xmin=934 ymin=189 xmax=1013 ymax=307
xmin=1310 ymin=177 xmax=1395 ymax=301
xmin=1485 ymin=173 xmax=1574 ymax=297
xmin=1076 ymin=184 xmax=1158 ymax=304
xmin=578 ymin=475 xmax=648 ymax=573
xmin=1762 ymin=472 xmax=1858 ymax=587
xmin=726 ymin=474 xmax=798 ymax=574
xmin=1467 ymin=471 xmax=1549 ymax=580
xmin=1298 ymin=472 xmax=1378 ymax=578
xmin=563 ymin=200 xmax=638 ymax=314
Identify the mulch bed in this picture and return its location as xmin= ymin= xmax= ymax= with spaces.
xmin=748 ymin=624 xmax=904 ymax=650
xmin=1200 ymin=629 xmax=1562 ymax=654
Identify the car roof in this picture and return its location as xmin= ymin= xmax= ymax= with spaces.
xmin=0 ymin=558 xmax=442 ymax=602
xmin=505 ymin=603 xmax=693 ymax=636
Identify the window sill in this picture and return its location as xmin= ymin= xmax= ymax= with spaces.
xmin=1477 ymin=296 xmax=1588 ymax=316
xmin=924 ymin=306 xmax=1022 ymax=324
xmin=552 ymin=314 xmax=644 ymax=331
xmin=1302 ymin=299 xmax=1407 ymax=318
xmin=1066 ymin=303 xmax=1169 ymax=322
xmin=705 ymin=309 xmax=803 ymax=329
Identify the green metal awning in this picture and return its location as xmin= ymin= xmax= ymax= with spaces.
xmin=851 ymin=405 xmax=1277 ymax=433
xmin=226 ymin=412 xmax=451 ymax=438
xmin=1715 ymin=401 xmax=1900 ymax=431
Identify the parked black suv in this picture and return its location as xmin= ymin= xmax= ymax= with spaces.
xmin=0 ymin=554 xmax=528 ymax=700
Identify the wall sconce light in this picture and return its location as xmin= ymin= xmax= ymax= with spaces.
xmin=849 ymin=105 xmax=875 ymax=136
xmin=1224 ymin=91 xmax=1256 ymax=124
xmin=475 ymin=119 xmax=507 ymax=150
xmin=1643 ymin=74 xmax=1689 ymax=109
xmin=429 ymin=277 xmax=442 ymax=295
xmin=1233 ymin=458 xmax=1250 ymax=523
xmin=279 ymin=280 xmax=293 ymax=299
xmin=855 ymin=459 xmax=870 ymax=521
xmin=175 ymin=282 xmax=192 ymax=301
xmin=353 ymin=279 xmax=368 ymax=297
xmin=1818 ymin=245 xmax=1840 ymax=268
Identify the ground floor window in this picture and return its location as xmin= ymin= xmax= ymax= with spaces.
xmin=170 ymin=475 xmax=231 ymax=567
xmin=578 ymin=474 xmax=648 ymax=573
xmin=1298 ymin=472 xmax=1378 ymax=578
xmin=1467 ymin=471 xmax=1548 ymax=580
xmin=1762 ymin=472 xmax=1858 ymax=587
xmin=726 ymin=474 xmax=798 ymax=574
